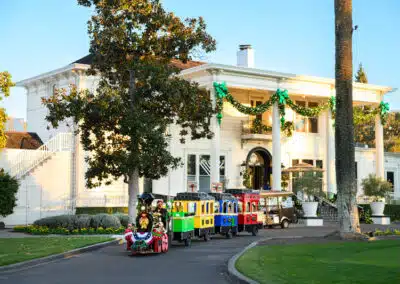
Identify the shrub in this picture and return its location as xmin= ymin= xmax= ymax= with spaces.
xmin=75 ymin=207 xmax=128 ymax=215
xmin=361 ymin=174 xmax=393 ymax=201
xmin=76 ymin=214 xmax=92 ymax=229
xmin=292 ymin=172 xmax=323 ymax=201
xmin=90 ymin=214 xmax=121 ymax=229
xmin=34 ymin=215 xmax=78 ymax=231
xmin=114 ymin=213 xmax=131 ymax=227
xmin=0 ymin=170 xmax=19 ymax=217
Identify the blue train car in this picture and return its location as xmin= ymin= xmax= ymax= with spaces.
xmin=209 ymin=192 xmax=238 ymax=238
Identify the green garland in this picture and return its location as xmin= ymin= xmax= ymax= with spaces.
xmin=213 ymin=82 xmax=389 ymax=127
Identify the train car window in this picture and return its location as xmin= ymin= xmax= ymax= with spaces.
xmin=210 ymin=202 xmax=214 ymax=214
xmin=194 ymin=203 xmax=197 ymax=214
xmin=214 ymin=202 xmax=219 ymax=213
xmin=234 ymin=203 xmax=238 ymax=213
xmin=228 ymin=203 xmax=233 ymax=213
xmin=252 ymin=202 xmax=257 ymax=212
xmin=238 ymin=202 xmax=243 ymax=213
xmin=223 ymin=202 xmax=227 ymax=213
xmin=206 ymin=202 xmax=209 ymax=213
xmin=246 ymin=202 xmax=250 ymax=212
xmin=188 ymin=202 xmax=195 ymax=214
xmin=201 ymin=203 xmax=205 ymax=214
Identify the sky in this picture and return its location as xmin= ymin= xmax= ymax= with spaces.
xmin=1 ymin=0 xmax=399 ymax=121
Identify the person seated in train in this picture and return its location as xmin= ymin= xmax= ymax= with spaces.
xmin=153 ymin=200 xmax=168 ymax=228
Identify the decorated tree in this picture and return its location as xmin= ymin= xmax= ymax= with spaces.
xmin=43 ymin=0 xmax=216 ymax=219
xmin=0 ymin=71 xmax=15 ymax=148
xmin=334 ymin=0 xmax=361 ymax=236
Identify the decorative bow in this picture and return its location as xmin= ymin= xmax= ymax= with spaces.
xmin=213 ymin=82 xmax=228 ymax=99
xmin=379 ymin=101 xmax=389 ymax=116
xmin=276 ymin=89 xmax=289 ymax=105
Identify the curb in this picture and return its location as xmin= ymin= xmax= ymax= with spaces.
xmin=227 ymin=239 xmax=269 ymax=284
xmin=0 ymin=238 xmax=121 ymax=274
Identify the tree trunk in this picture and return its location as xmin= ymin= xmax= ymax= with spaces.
xmin=128 ymin=169 xmax=140 ymax=220
xmin=334 ymin=0 xmax=361 ymax=236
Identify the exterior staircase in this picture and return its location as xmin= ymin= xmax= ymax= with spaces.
xmin=8 ymin=133 xmax=74 ymax=179
xmin=315 ymin=196 xmax=338 ymax=222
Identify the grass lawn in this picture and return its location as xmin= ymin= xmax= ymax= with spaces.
xmin=236 ymin=240 xmax=400 ymax=284
xmin=0 ymin=237 xmax=114 ymax=266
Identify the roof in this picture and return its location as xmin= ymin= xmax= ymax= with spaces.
xmin=225 ymin=189 xmax=260 ymax=195
xmin=175 ymin=192 xmax=215 ymax=201
xmin=72 ymin=54 xmax=205 ymax=70
xmin=208 ymin=193 xmax=237 ymax=201
xmin=5 ymin=132 xmax=43 ymax=149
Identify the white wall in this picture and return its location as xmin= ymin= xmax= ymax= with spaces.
xmin=0 ymin=149 xmax=73 ymax=225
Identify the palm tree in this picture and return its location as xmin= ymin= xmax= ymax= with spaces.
xmin=334 ymin=0 xmax=361 ymax=235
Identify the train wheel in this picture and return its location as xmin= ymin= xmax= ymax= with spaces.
xmin=226 ymin=229 xmax=233 ymax=239
xmin=252 ymin=226 xmax=258 ymax=236
xmin=184 ymin=236 xmax=191 ymax=247
xmin=281 ymin=219 xmax=289 ymax=229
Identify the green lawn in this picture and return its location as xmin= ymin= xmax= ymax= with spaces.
xmin=236 ymin=240 xmax=400 ymax=284
xmin=0 ymin=237 xmax=114 ymax=266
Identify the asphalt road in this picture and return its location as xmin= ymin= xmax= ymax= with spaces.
xmin=0 ymin=223 xmax=396 ymax=284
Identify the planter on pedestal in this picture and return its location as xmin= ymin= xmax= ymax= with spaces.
xmin=302 ymin=201 xmax=318 ymax=217
xmin=370 ymin=201 xmax=385 ymax=216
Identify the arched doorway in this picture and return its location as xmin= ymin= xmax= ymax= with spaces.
xmin=246 ymin=147 xmax=272 ymax=190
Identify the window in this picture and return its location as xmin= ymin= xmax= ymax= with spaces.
xmin=251 ymin=100 xmax=263 ymax=122
xmin=234 ymin=203 xmax=238 ymax=213
xmin=355 ymin=162 xmax=358 ymax=179
xmin=246 ymin=202 xmax=250 ymax=212
xmin=308 ymin=102 xmax=319 ymax=133
xmin=292 ymin=159 xmax=299 ymax=166
xmin=206 ymin=202 xmax=209 ymax=213
xmin=303 ymin=159 xmax=313 ymax=166
xmin=201 ymin=203 xmax=205 ymax=214
xmin=187 ymin=155 xmax=196 ymax=176
xmin=316 ymin=160 xmax=323 ymax=169
xmin=295 ymin=101 xmax=319 ymax=133
xmin=228 ymin=203 xmax=233 ymax=213
xmin=387 ymin=171 xmax=394 ymax=190
xmin=220 ymin=155 xmax=225 ymax=183
xmin=214 ymin=202 xmax=219 ymax=213
xmin=295 ymin=101 xmax=306 ymax=132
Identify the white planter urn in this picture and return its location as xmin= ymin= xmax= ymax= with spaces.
xmin=370 ymin=201 xmax=385 ymax=216
xmin=302 ymin=201 xmax=318 ymax=218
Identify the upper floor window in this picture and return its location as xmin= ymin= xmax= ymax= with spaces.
xmin=295 ymin=101 xmax=319 ymax=133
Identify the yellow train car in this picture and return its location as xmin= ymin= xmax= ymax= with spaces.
xmin=174 ymin=192 xmax=215 ymax=241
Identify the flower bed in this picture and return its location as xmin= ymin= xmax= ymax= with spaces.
xmin=14 ymin=225 xmax=125 ymax=235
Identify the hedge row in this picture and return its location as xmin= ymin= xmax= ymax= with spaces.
xmin=75 ymin=207 xmax=128 ymax=215
xmin=14 ymin=225 xmax=125 ymax=235
xmin=359 ymin=204 xmax=400 ymax=221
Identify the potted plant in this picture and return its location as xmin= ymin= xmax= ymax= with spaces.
xmin=292 ymin=172 xmax=323 ymax=217
xmin=361 ymin=174 xmax=392 ymax=216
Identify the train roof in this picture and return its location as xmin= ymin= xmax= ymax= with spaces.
xmin=208 ymin=192 xmax=237 ymax=201
xmin=225 ymin=189 xmax=260 ymax=195
xmin=175 ymin=192 xmax=215 ymax=201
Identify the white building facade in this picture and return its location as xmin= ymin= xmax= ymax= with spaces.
xmin=1 ymin=45 xmax=399 ymax=225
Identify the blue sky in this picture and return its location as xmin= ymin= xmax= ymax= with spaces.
xmin=1 ymin=0 xmax=399 ymax=120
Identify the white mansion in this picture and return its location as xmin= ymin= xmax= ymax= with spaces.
xmin=1 ymin=45 xmax=399 ymax=225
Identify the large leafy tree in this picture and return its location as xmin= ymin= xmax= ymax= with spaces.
xmin=0 ymin=71 xmax=15 ymax=148
xmin=334 ymin=0 xmax=361 ymax=236
xmin=43 ymin=0 xmax=216 ymax=219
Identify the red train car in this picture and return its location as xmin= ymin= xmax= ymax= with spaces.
xmin=225 ymin=189 xmax=263 ymax=236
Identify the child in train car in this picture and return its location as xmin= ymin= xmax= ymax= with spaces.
xmin=124 ymin=223 xmax=135 ymax=250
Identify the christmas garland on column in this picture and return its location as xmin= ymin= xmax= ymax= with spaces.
xmin=213 ymin=82 xmax=389 ymax=128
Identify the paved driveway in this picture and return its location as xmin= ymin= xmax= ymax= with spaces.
xmin=0 ymin=223 xmax=398 ymax=284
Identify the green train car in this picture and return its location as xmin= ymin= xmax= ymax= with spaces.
xmin=170 ymin=203 xmax=195 ymax=246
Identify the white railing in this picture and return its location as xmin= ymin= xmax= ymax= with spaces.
xmin=9 ymin=133 xmax=74 ymax=179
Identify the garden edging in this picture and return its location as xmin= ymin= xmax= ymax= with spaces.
xmin=227 ymin=239 xmax=269 ymax=284
xmin=0 ymin=238 xmax=122 ymax=274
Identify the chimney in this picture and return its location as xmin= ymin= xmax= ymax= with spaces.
xmin=237 ymin=44 xmax=254 ymax=68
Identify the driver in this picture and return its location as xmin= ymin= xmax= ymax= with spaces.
xmin=153 ymin=200 xmax=168 ymax=228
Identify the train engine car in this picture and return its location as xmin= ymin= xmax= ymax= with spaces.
xmin=174 ymin=192 xmax=215 ymax=241
xmin=209 ymin=192 xmax=238 ymax=238
xmin=225 ymin=189 xmax=263 ymax=236
xmin=125 ymin=193 xmax=169 ymax=255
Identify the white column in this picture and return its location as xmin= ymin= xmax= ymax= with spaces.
xmin=210 ymin=75 xmax=220 ymax=187
xmin=325 ymin=110 xmax=336 ymax=194
xmin=272 ymin=102 xmax=281 ymax=191
xmin=375 ymin=114 xmax=384 ymax=178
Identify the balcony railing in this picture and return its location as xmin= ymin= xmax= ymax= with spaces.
xmin=242 ymin=119 xmax=272 ymax=135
